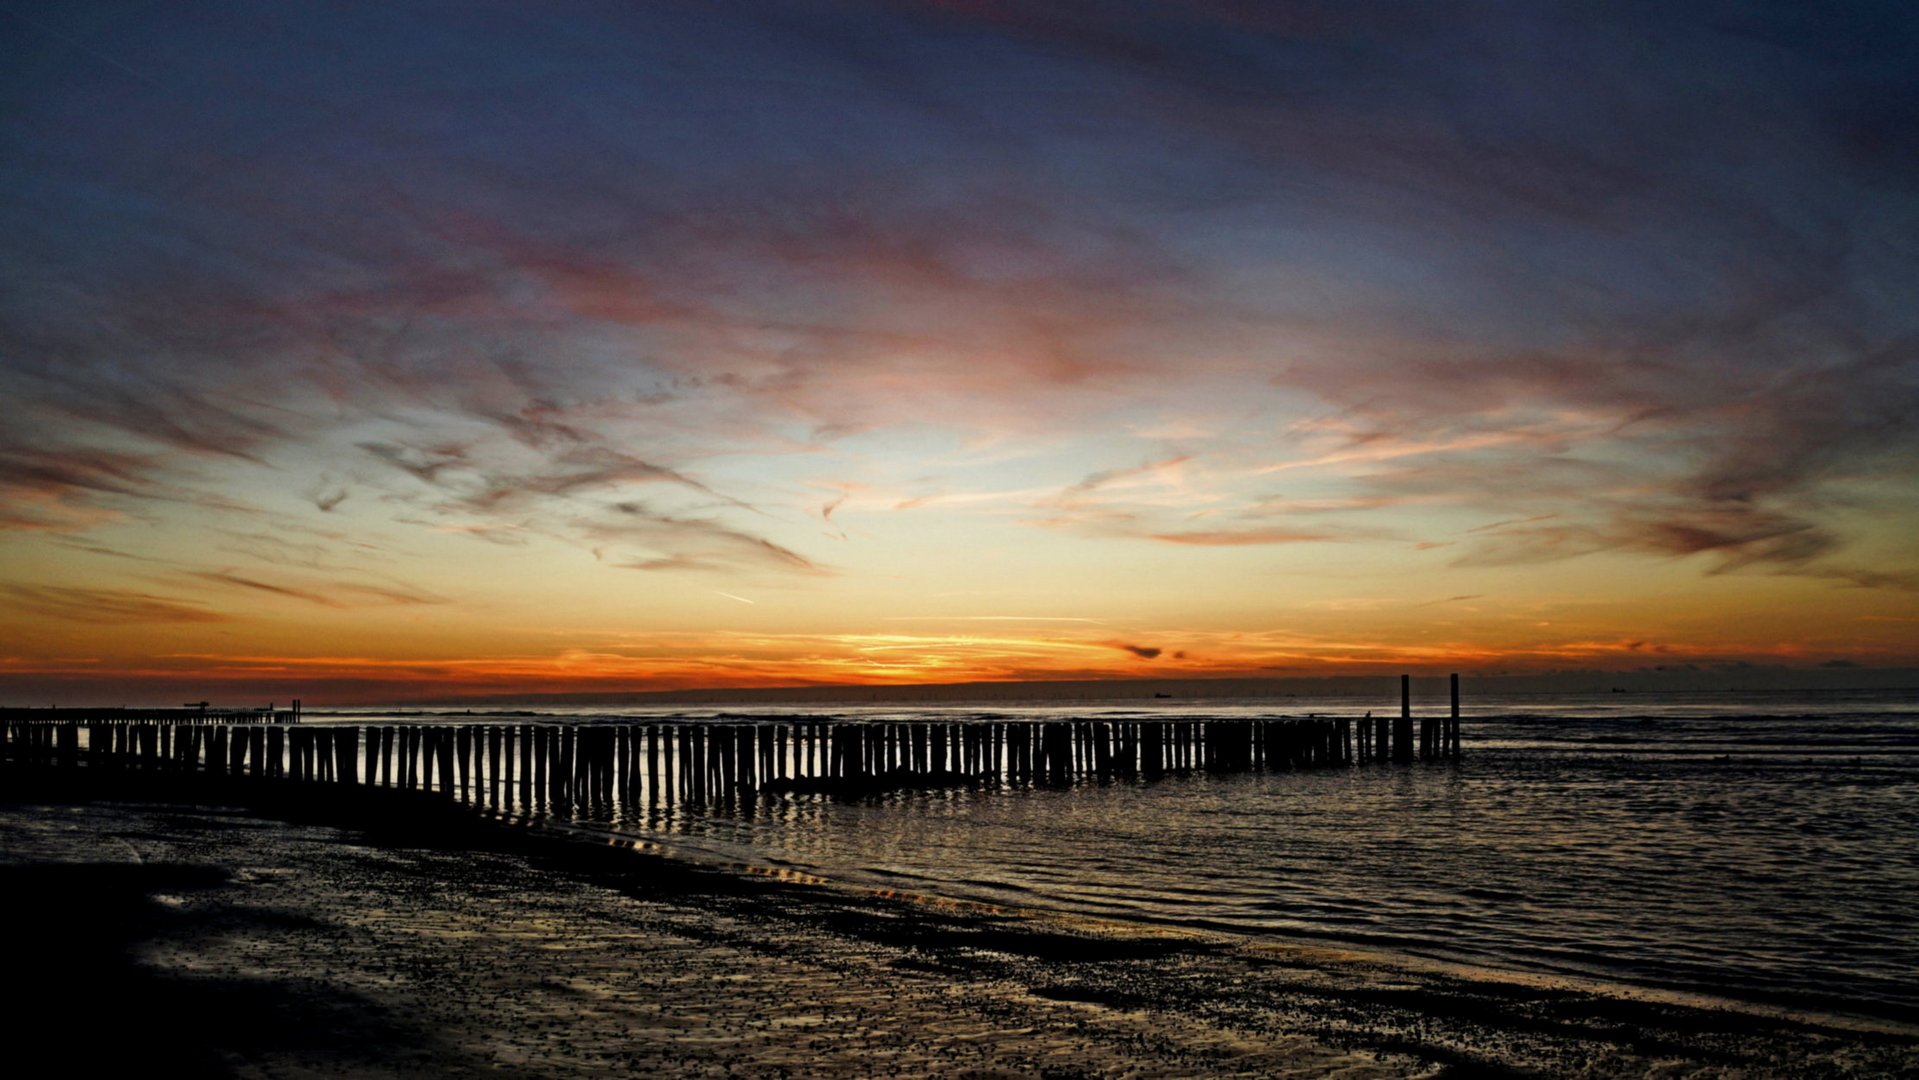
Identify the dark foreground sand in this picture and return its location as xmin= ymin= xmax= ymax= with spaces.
xmin=3 ymin=795 xmax=1913 ymax=1078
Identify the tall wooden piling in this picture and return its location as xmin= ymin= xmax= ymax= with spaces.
xmin=1395 ymin=674 xmax=1415 ymax=763
xmin=1449 ymin=672 xmax=1461 ymax=759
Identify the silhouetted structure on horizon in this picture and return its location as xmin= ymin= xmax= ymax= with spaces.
xmin=1 ymin=680 xmax=1461 ymax=823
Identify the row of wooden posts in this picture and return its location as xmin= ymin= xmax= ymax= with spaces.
xmin=1 ymin=680 xmax=1461 ymax=820
xmin=1358 ymin=674 xmax=1465 ymax=763
xmin=3 ymin=717 xmax=1344 ymax=804
xmin=0 ymin=700 xmax=304 ymax=725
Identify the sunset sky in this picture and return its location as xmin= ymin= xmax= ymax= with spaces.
xmin=3 ymin=2 xmax=1916 ymax=704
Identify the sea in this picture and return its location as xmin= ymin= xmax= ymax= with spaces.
xmin=316 ymin=689 xmax=1919 ymax=1022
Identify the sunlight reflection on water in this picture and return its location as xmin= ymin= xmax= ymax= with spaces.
xmin=587 ymin=693 xmax=1919 ymax=1017
xmin=325 ymin=690 xmax=1919 ymax=1017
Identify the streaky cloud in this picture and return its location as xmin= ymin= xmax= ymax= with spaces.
xmin=187 ymin=570 xmax=345 ymax=608
xmin=0 ymin=583 xmax=229 ymax=624
xmin=1150 ymin=528 xmax=1344 ymax=546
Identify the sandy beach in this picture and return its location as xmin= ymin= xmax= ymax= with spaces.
xmin=4 ymin=788 xmax=1914 ymax=1079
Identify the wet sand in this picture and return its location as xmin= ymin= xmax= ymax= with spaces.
xmin=3 ymin=795 xmax=1914 ymax=1078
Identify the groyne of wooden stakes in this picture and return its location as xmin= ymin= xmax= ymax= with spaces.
xmin=1 ymin=677 xmax=1462 ymax=824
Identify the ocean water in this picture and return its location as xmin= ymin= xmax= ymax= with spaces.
xmin=329 ymin=690 xmax=1919 ymax=1021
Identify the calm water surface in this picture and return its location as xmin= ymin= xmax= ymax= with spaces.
xmin=336 ymin=690 xmax=1919 ymax=1019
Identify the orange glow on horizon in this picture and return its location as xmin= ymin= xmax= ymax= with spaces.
xmin=4 ymin=618 xmax=1909 ymax=706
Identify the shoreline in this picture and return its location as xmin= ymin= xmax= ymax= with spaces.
xmin=4 ymin=779 xmax=1914 ymax=1076
xmin=523 ymin=812 xmax=1919 ymax=1037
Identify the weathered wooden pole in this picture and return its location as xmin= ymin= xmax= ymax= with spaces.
xmin=673 ymin=725 xmax=688 ymax=806
xmin=1395 ymin=674 xmax=1414 ymax=763
xmin=413 ymin=727 xmax=427 ymax=790
xmin=712 ymin=726 xmax=728 ymax=799
xmin=524 ymin=725 xmax=537 ymax=808
xmin=700 ymin=726 xmax=715 ymax=802
xmin=594 ymin=727 xmax=609 ymax=806
xmin=341 ymin=726 xmax=359 ymax=784
xmin=486 ymin=726 xmax=501 ymax=807
xmin=581 ymin=727 xmax=596 ymax=807
xmin=645 ymin=724 xmax=659 ymax=804
xmin=1450 ymin=672 xmax=1461 ymax=759
xmin=516 ymin=725 xmax=530 ymax=807
xmin=681 ymin=725 xmax=694 ymax=801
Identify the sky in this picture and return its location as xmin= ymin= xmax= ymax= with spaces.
xmin=3 ymin=1 xmax=1917 ymax=704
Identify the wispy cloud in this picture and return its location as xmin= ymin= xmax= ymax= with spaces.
xmin=594 ymin=502 xmax=827 ymax=576
xmin=1148 ymin=528 xmax=1346 ymax=547
xmin=185 ymin=570 xmax=446 ymax=608
xmin=0 ymin=583 xmax=227 ymax=624
xmin=883 ymin=616 xmax=1109 ymax=623
xmin=187 ymin=570 xmax=343 ymax=608
xmin=1412 ymin=594 xmax=1483 ymax=608
xmin=332 ymin=581 xmax=449 ymax=605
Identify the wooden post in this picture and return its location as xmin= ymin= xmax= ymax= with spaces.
xmin=1450 ymin=672 xmax=1461 ymax=759
xmin=487 ymin=726 xmax=501 ymax=807
xmin=676 ymin=726 xmax=689 ymax=802
xmin=615 ymin=725 xmax=629 ymax=805
xmin=584 ymin=726 xmax=599 ymax=806
xmin=661 ymin=725 xmax=676 ymax=807
xmin=1395 ymin=674 xmax=1414 ymax=763
xmin=743 ymin=725 xmax=759 ymax=795
xmin=517 ymin=725 xmax=531 ymax=808
xmin=646 ymin=724 xmax=659 ymax=804
xmin=531 ymin=724 xmax=544 ymax=809
xmin=341 ymin=727 xmax=359 ymax=784
xmin=692 ymin=726 xmax=707 ymax=802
